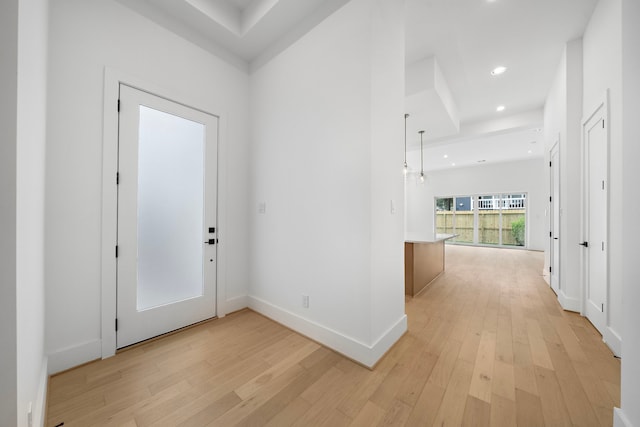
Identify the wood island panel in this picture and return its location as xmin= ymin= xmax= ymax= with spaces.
xmin=405 ymin=240 xmax=445 ymax=296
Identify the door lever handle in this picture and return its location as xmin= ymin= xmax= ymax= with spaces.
xmin=579 ymin=241 xmax=589 ymax=247
xmin=204 ymin=238 xmax=217 ymax=245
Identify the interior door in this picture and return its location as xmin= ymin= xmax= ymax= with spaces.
xmin=116 ymin=84 xmax=218 ymax=349
xmin=550 ymin=142 xmax=560 ymax=294
xmin=583 ymin=108 xmax=608 ymax=335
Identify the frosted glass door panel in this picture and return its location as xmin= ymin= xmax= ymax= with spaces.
xmin=137 ymin=106 xmax=205 ymax=310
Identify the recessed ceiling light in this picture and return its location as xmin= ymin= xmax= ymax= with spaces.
xmin=443 ymin=154 xmax=448 ymax=158
xmin=496 ymin=105 xmax=505 ymax=112
xmin=491 ymin=66 xmax=507 ymax=76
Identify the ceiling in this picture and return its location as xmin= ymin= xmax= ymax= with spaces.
xmin=117 ymin=0 xmax=599 ymax=171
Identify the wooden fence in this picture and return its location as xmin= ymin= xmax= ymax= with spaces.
xmin=436 ymin=210 xmax=525 ymax=246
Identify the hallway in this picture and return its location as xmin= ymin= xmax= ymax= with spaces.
xmin=46 ymin=245 xmax=620 ymax=426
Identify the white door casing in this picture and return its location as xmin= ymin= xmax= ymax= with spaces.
xmin=116 ymin=84 xmax=219 ymax=348
xmin=582 ymin=94 xmax=609 ymax=336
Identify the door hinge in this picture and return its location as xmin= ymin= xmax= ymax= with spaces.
xmin=601 ymin=303 xmax=604 ymax=312
xmin=602 ymin=119 xmax=605 ymax=129
xmin=116 ymin=172 xmax=120 ymax=185
xmin=115 ymin=318 xmax=119 ymax=331
xmin=549 ymin=266 xmax=552 ymax=273
xmin=549 ymin=231 xmax=552 ymax=238
xmin=549 ymin=196 xmax=552 ymax=202
xmin=602 ymin=180 xmax=605 ymax=190
xmin=602 ymin=241 xmax=605 ymax=251
xmin=115 ymin=245 xmax=119 ymax=258
xmin=549 ymin=161 xmax=552 ymax=167
xmin=117 ymin=99 xmax=120 ymax=112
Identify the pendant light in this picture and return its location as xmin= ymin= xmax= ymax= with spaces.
xmin=419 ymin=130 xmax=425 ymax=183
xmin=403 ymin=113 xmax=409 ymax=174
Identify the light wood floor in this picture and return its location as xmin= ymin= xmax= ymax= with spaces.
xmin=47 ymin=245 xmax=620 ymax=426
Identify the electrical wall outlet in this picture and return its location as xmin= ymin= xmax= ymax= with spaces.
xmin=302 ymin=295 xmax=309 ymax=308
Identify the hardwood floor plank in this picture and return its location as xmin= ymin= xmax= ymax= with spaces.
xmin=526 ymin=319 xmax=554 ymax=370
xmin=263 ymin=397 xmax=311 ymax=427
xmin=489 ymin=393 xmax=517 ymax=427
xmin=376 ymin=399 xmax=412 ymax=427
xmin=491 ymin=359 xmax=515 ymax=401
xmin=515 ymin=389 xmax=545 ymax=427
xmin=404 ymin=378 xmax=446 ymax=426
xmin=534 ymin=366 xmax=572 ymax=427
xmin=462 ymin=395 xmax=491 ymax=427
xmin=432 ymin=359 xmax=475 ymax=426
xmin=468 ymin=330 xmax=497 ymax=403
xmin=175 ymin=391 xmax=241 ymax=427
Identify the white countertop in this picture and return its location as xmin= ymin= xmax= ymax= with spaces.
xmin=404 ymin=232 xmax=457 ymax=244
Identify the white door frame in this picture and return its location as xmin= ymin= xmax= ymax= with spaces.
xmin=100 ymin=67 xmax=229 ymax=358
xmin=580 ymin=90 xmax=610 ymax=333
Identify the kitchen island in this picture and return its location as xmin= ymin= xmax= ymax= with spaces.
xmin=404 ymin=233 xmax=456 ymax=297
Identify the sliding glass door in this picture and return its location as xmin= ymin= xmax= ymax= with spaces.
xmin=435 ymin=193 xmax=526 ymax=247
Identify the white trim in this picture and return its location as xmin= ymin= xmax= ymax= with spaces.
xmin=604 ymin=326 xmax=622 ymax=357
xmin=558 ymin=290 xmax=581 ymax=312
xmin=614 ymin=408 xmax=633 ymax=427
xmin=225 ymin=295 xmax=249 ymax=315
xmin=34 ymin=357 xmax=48 ymax=427
xmin=101 ymin=67 xmax=230 ymax=360
xmin=248 ymin=295 xmax=407 ymax=368
xmin=48 ymin=339 xmax=101 ymax=375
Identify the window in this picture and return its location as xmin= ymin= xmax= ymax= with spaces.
xmin=435 ymin=193 xmax=526 ymax=247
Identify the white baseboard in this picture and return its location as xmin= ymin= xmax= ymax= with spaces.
xmin=47 ymin=339 xmax=101 ymax=375
xmin=614 ymin=407 xmax=633 ymax=427
xmin=604 ymin=326 xmax=622 ymax=358
xmin=558 ymin=290 xmax=581 ymax=312
xmin=35 ymin=357 xmax=48 ymax=427
xmin=224 ymin=295 xmax=249 ymax=316
xmin=248 ymin=295 xmax=407 ymax=368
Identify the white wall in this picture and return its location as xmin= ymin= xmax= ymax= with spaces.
xmin=582 ymin=0 xmax=623 ymax=354
xmin=46 ymin=0 xmax=250 ymax=373
xmin=249 ymin=0 xmax=406 ymax=367
xmin=405 ymin=158 xmax=547 ymax=251
xmin=16 ymin=0 xmax=49 ymax=425
xmin=543 ymin=39 xmax=583 ymax=312
xmin=0 ymin=1 xmax=19 ymax=424
xmin=618 ymin=1 xmax=640 ymax=425
xmin=1 ymin=0 xmax=49 ymax=425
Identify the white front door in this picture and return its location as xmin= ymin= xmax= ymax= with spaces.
xmin=550 ymin=141 xmax=560 ymax=294
xmin=582 ymin=105 xmax=608 ymax=335
xmin=116 ymin=84 xmax=218 ymax=348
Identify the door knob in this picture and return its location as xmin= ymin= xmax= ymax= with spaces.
xmin=579 ymin=241 xmax=589 ymax=247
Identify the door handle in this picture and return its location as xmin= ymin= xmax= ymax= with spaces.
xmin=579 ymin=241 xmax=589 ymax=247
xmin=553 ymin=237 xmax=559 ymax=240
xmin=204 ymin=238 xmax=217 ymax=245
